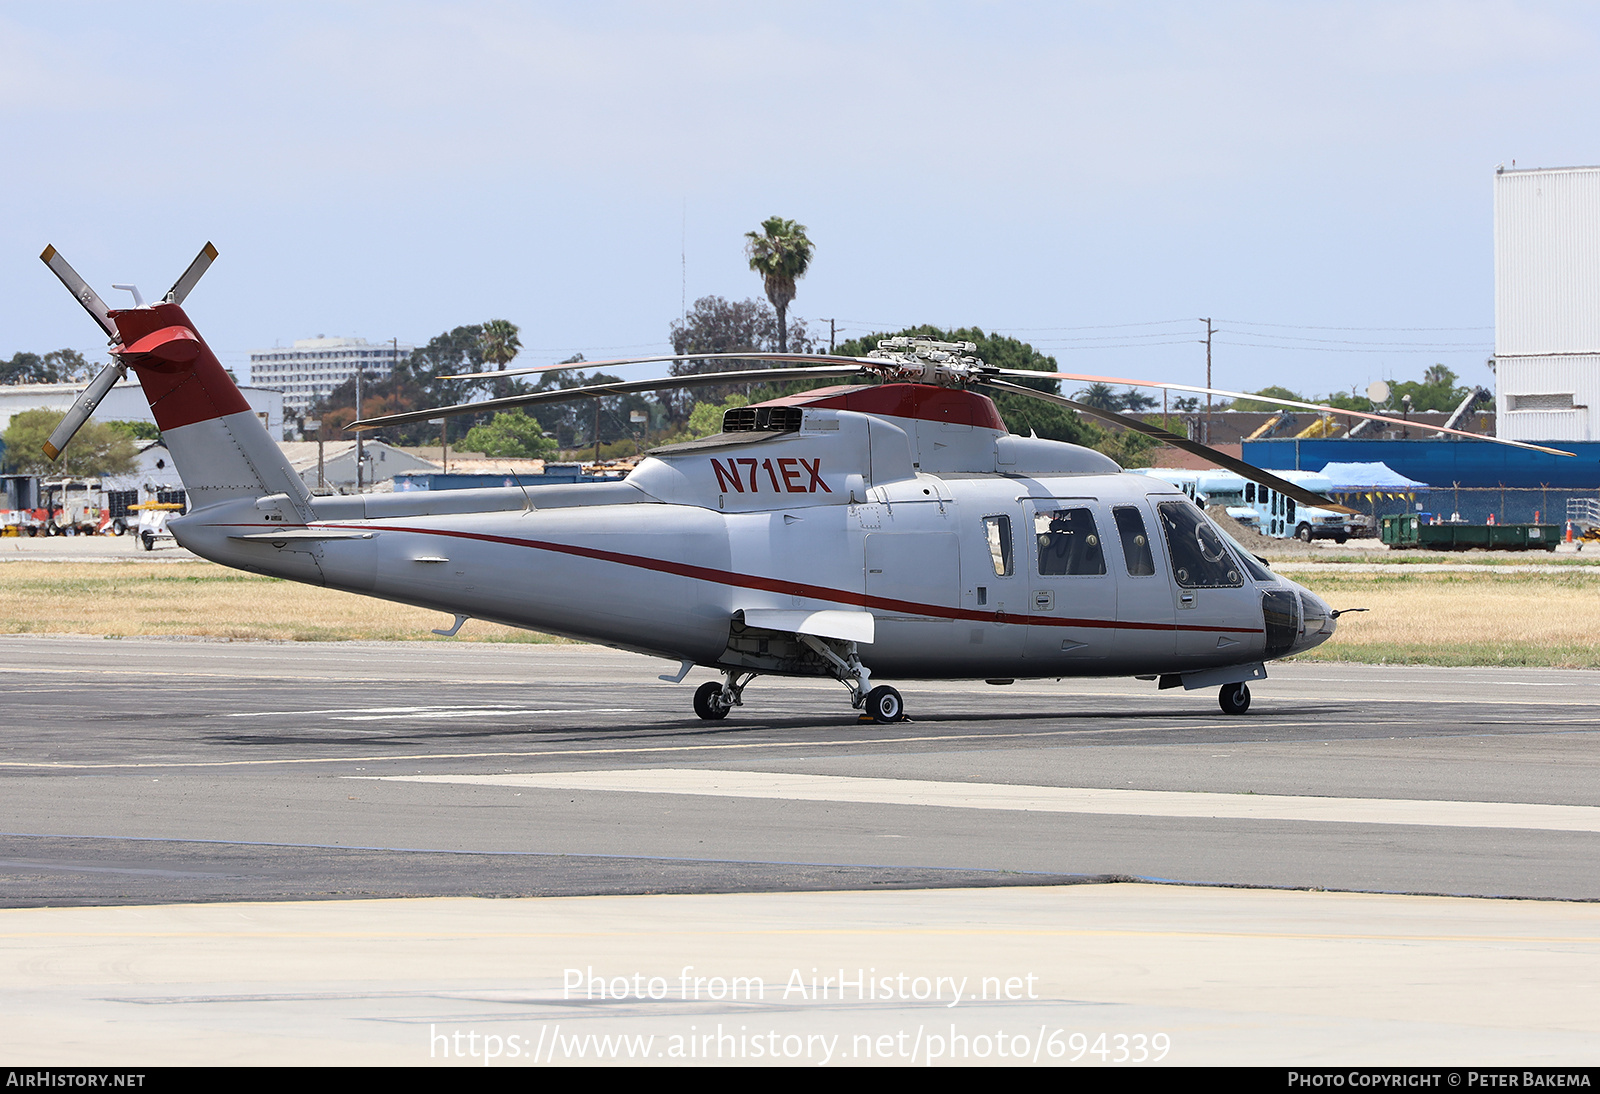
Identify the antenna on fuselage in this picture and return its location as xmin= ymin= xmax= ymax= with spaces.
xmin=506 ymin=464 xmax=533 ymax=511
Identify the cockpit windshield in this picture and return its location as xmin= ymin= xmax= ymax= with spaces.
xmin=1209 ymin=519 xmax=1278 ymax=583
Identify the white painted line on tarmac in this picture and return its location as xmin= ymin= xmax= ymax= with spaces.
xmin=375 ymin=769 xmax=1600 ymax=833
xmin=225 ymin=706 xmax=640 ymax=719
xmin=332 ymin=709 xmax=642 ymax=721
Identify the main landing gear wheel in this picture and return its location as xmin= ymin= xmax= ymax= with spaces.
xmin=693 ymin=681 xmax=731 ymax=721
xmin=1219 ymin=682 xmax=1251 ymax=715
xmin=864 ymin=685 xmax=904 ymax=724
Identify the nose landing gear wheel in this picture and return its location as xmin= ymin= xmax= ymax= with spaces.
xmin=1219 ymin=682 xmax=1251 ymax=715
xmin=864 ymin=685 xmax=904 ymax=723
xmin=693 ymin=681 xmax=731 ymax=720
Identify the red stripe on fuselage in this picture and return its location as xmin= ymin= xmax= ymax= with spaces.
xmin=308 ymin=522 xmax=1264 ymax=634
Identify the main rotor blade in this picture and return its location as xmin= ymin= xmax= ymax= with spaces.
xmin=39 ymin=245 xmax=118 ymax=341
xmin=988 ymin=367 xmax=1574 ymax=457
xmin=979 ymin=378 xmax=1361 ymax=516
xmin=443 ymin=351 xmax=888 ymax=381
xmin=348 ymin=364 xmax=870 ymax=432
xmin=165 ymin=241 xmax=218 ymax=305
xmin=42 ymin=361 xmax=127 ymax=460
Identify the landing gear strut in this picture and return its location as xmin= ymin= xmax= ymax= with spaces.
xmin=1219 ymin=682 xmax=1251 ymax=715
xmin=796 ymin=633 xmax=906 ymax=723
xmin=692 ymin=670 xmax=755 ymax=721
xmin=690 ymin=636 xmax=908 ymax=723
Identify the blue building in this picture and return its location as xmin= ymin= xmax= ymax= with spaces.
xmin=1243 ymin=438 xmax=1600 ymax=524
xmin=393 ymin=463 xmax=619 ymax=492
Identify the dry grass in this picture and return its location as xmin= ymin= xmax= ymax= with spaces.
xmin=1291 ymin=569 xmax=1600 ymax=668
xmin=0 ymin=561 xmax=567 ymax=643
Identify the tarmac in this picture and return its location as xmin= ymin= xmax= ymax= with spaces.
xmin=2 ymin=637 xmax=1598 ymax=1065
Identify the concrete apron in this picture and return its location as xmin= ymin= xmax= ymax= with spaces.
xmin=3 ymin=882 xmax=1598 ymax=1066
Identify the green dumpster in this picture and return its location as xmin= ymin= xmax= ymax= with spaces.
xmin=1382 ymin=515 xmax=1558 ymax=551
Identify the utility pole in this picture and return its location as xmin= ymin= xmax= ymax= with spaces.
xmin=1201 ymin=317 xmax=1215 ymax=444
xmin=307 ymin=419 xmax=324 ymax=491
xmin=823 ymin=318 xmax=837 ymax=354
xmin=355 ymin=359 xmax=363 ymax=492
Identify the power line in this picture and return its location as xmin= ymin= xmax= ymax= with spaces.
xmin=1223 ymin=318 xmax=1493 ymax=332
xmin=1216 ymin=339 xmax=1491 ymax=354
xmin=1027 ymin=338 xmax=1201 ymax=350
xmin=1217 ymin=334 xmax=1490 ymax=349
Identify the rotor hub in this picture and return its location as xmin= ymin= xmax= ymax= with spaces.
xmin=868 ymin=336 xmax=988 ymax=388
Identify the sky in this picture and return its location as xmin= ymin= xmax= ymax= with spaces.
xmin=4 ymin=1 xmax=1599 ymax=401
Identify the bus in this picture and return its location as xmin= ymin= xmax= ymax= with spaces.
xmin=1134 ymin=468 xmax=1361 ymax=542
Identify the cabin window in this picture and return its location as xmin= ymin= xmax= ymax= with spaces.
xmin=1034 ymin=507 xmax=1105 ymax=576
xmin=1245 ymin=483 xmax=1255 ymax=503
xmin=1158 ymin=501 xmax=1243 ymax=588
xmin=1113 ymin=506 xmax=1156 ymax=577
xmin=982 ymin=515 xmax=1013 ymax=577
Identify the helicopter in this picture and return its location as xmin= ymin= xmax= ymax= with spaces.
xmin=37 ymin=244 xmax=1573 ymax=723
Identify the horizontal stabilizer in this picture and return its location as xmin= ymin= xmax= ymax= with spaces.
xmin=228 ymin=529 xmax=374 ymax=541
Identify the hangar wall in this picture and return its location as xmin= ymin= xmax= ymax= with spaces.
xmin=1493 ymin=165 xmax=1600 ymax=442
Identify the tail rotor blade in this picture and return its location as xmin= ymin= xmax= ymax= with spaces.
xmin=40 ymin=245 xmax=118 ymax=341
xmin=42 ymin=362 xmax=126 ymax=460
xmin=165 ymin=241 xmax=219 ymax=305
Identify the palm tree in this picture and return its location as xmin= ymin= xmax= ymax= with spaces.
xmin=480 ymin=319 xmax=522 ymax=400
xmin=1073 ymin=382 xmax=1122 ymax=411
xmin=1119 ymin=388 xmax=1158 ymax=412
xmin=744 ymin=217 xmax=814 ymax=352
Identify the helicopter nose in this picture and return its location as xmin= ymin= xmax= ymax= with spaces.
xmin=1292 ymin=586 xmax=1337 ymax=653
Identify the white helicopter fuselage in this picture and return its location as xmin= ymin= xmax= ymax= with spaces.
xmin=166 ymin=381 xmax=1337 ymax=690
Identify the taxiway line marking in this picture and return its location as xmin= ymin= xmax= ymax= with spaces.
xmin=375 ymin=769 xmax=1600 ymax=834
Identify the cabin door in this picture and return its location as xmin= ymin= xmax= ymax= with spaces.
xmin=1023 ymin=499 xmax=1117 ymax=666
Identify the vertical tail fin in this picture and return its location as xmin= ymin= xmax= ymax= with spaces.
xmin=110 ymin=302 xmax=311 ymax=516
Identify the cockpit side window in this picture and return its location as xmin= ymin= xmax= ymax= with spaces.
xmin=1113 ymin=505 xmax=1156 ymax=577
xmin=1158 ymin=501 xmax=1243 ymax=588
xmin=1034 ymin=507 xmax=1106 ymax=576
